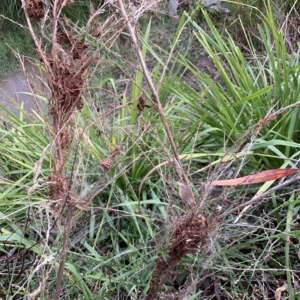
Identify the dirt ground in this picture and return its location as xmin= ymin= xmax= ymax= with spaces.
xmin=0 ymin=60 xmax=47 ymax=117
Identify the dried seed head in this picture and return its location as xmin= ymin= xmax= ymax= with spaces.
xmin=176 ymin=181 xmax=196 ymax=207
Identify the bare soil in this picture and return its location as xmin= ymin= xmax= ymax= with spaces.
xmin=0 ymin=60 xmax=46 ymax=116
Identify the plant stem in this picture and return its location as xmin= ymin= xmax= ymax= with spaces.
xmin=117 ymin=0 xmax=195 ymax=207
xmin=54 ymin=207 xmax=74 ymax=299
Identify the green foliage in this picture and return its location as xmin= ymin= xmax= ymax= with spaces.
xmin=0 ymin=1 xmax=25 ymax=25
xmin=63 ymin=0 xmax=93 ymax=26
xmin=167 ymin=8 xmax=300 ymax=169
xmin=0 ymin=1 xmax=34 ymax=77
xmin=0 ymin=100 xmax=49 ymax=201
xmin=0 ymin=26 xmax=34 ymax=77
xmin=0 ymin=99 xmax=52 ymax=299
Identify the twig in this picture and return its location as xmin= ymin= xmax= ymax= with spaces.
xmin=54 ymin=207 xmax=74 ymax=299
xmin=20 ymin=0 xmax=53 ymax=77
xmin=0 ymin=14 xmax=28 ymax=29
xmin=117 ymin=0 xmax=195 ymax=207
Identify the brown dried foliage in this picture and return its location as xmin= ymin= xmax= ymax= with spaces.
xmin=36 ymin=30 xmax=93 ymax=202
xmin=145 ymin=212 xmax=210 ymax=300
xmin=47 ymin=57 xmax=88 ymax=119
xmin=47 ymin=28 xmax=91 ymax=128
xmin=57 ymin=30 xmax=89 ymax=60
xmin=20 ymin=13 xmax=94 ymax=205
xmin=21 ymin=1 xmax=108 ymax=297
xmin=48 ymin=174 xmax=68 ymax=202
xmin=137 ymin=94 xmax=151 ymax=115
xmin=100 ymin=145 xmax=123 ymax=170
xmin=24 ymin=0 xmax=44 ymax=21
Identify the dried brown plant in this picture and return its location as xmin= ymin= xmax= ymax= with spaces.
xmin=21 ymin=0 xmax=113 ymax=297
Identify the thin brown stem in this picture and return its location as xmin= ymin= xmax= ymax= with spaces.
xmin=117 ymin=0 xmax=195 ymax=207
xmin=54 ymin=207 xmax=74 ymax=299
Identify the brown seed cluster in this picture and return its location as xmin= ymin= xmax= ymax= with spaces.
xmin=169 ymin=213 xmax=209 ymax=258
xmin=24 ymin=0 xmax=44 ymax=21
xmin=145 ymin=213 xmax=210 ymax=300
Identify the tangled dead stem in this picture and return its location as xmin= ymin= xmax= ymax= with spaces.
xmin=145 ymin=212 xmax=212 ymax=300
